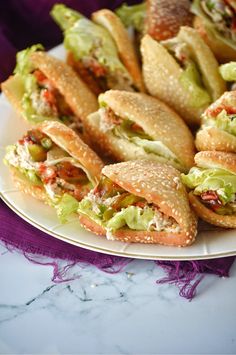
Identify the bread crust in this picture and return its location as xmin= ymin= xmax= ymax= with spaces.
xmin=195 ymin=127 xmax=236 ymax=153
xmin=10 ymin=166 xmax=48 ymax=203
xmin=85 ymin=90 xmax=195 ymax=171
xmin=30 ymin=52 xmax=98 ymax=122
xmin=141 ymin=30 xmax=225 ymax=126
xmin=92 ymin=9 xmax=145 ymax=92
xmin=38 ymin=121 xmax=104 ymax=182
xmin=79 ymin=215 xmax=195 ymax=247
xmin=102 ymin=160 xmax=197 ymax=239
xmin=194 ymin=16 xmax=236 ymax=63
xmin=1 ymin=75 xmax=27 ymax=119
xmin=194 ymin=151 xmax=236 ymax=174
xmin=189 ymin=192 xmax=236 ymax=228
xmin=146 ymin=0 xmax=193 ymax=41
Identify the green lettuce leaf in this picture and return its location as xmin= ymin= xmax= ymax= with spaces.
xmin=64 ymin=18 xmax=128 ymax=74
xmin=54 ymin=193 xmax=80 ymax=223
xmin=14 ymin=44 xmax=44 ymax=76
xmin=219 ymin=62 xmax=236 ymax=81
xmin=179 ymin=61 xmax=211 ymax=108
xmin=115 ymin=2 xmax=146 ymax=32
xmin=50 ymin=4 xmax=83 ymax=31
xmin=181 ymin=167 xmax=236 ymax=204
xmin=214 ymin=109 xmax=236 ymax=136
xmin=106 ymin=206 xmax=154 ymax=232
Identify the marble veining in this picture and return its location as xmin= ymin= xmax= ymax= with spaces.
xmin=0 ymin=244 xmax=236 ymax=354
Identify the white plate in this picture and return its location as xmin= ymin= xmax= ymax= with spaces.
xmin=0 ymin=45 xmax=236 ymax=260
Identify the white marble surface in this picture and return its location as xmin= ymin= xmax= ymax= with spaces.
xmin=0 ymin=243 xmax=236 ymax=355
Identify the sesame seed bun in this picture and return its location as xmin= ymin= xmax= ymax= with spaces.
xmin=189 ymin=192 xmax=236 ymax=228
xmin=194 ymin=151 xmax=236 ymax=174
xmin=146 ymin=0 xmax=193 ymax=41
xmin=1 ymin=51 xmax=98 ymax=125
xmin=141 ymin=28 xmax=226 ymax=126
xmin=38 ymin=121 xmax=104 ymax=182
xmin=193 ymin=16 xmax=236 ymax=63
xmin=10 ymin=166 xmax=48 ymax=204
xmin=187 ymin=152 xmax=236 ymax=228
xmin=84 ymin=90 xmax=195 ymax=172
xmin=92 ymin=9 xmax=145 ymax=92
xmin=78 ymin=160 xmax=198 ymax=246
xmin=29 ymin=52 xmax=98 ymax=122
xmin=195 ymin=127 xmax=236 ymax=153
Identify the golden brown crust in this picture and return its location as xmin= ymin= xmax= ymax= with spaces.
xmin=194 ymin=151 xmax=236 ymax=174
xmin=10 ymin=166 xmax=48 ymax=203
xmin=141 ymin=34 xmax=203 ymax=126
xmin=195 ymin=127 xmax=236 ymax=153
xmin=92 ymin=9 xmax=145 ymax=92
xmin=1 ymin=75 xmax=27 ymax=119
xmin=189 ymin=192 xmax=236 ymax=228
xmin=38 ymin=121 xmax=104 ymax=182
xmin=30 ymin=51 xmax=98 ymax=122
xmin=79 ymin=215 xmax=195 ymax=247
xmin=102 ymin=160 xmax=197 ymax=239
xmin=177 ymin=26 xmax=226 ymax=101
xmin=145 ymin=0 xmax=193 ymax=41
xmin=194 ymin=16 xmax=236 ymax=63
xmin=91 ymin=90 xmax=195 ymax=170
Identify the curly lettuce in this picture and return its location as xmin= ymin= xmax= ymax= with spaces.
xmin=115 ymin=2 xmax=146 ymax=32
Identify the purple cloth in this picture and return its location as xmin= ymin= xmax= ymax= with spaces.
xmin=0 ymin=199 xmax=235 ymax=300
xmin=0 ymin=0 xmax=235 ymax=299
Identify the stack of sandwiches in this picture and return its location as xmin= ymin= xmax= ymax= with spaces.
xmin=2 ymin=1 xmax=236 ymax=247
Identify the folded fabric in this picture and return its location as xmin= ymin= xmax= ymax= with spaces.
xmin=0 ymin=199 xmax=234 ymax=300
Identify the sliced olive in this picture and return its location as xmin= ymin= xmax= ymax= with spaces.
xmin=103 ymin=208 xmax=115 ymax=221
xmin=28 ymin=144 xmax=47 ymax=162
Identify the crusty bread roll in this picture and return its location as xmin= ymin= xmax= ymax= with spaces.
xmin=1 ymin=51 xmax=98 ymax=124
xmin=187 ymin=151 xmax=236 ymax=228
xmin=84 ymin=90 xmax=195 ymax=172
xmin=141 ymin=27 xmax=226 ymax=126
xmin=79 ymin=160 xmax=198 ymax=246
xmin=92 ymin=9 xmax=145 ymax=92
xmin=145 ymin=0 xmax=193 ymax=41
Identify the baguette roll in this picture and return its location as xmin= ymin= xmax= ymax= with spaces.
xmin=78 ymin=160 xmax=198 ymax=246
xmin=182 ymin=151 xmax=236 ymax=228
xmin=84 ymin=90 xmax=195 ymax=172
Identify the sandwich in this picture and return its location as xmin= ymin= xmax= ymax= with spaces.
xmin=145 ymin=0 xmax=193 ymax=41
xmin=51 ymin=4 xmax=144 ymax=95
xmin=195 ymin=91 xmax=236 ymax=153
xmin=182 ymin=151 xmax=236 ymax=228
xmin=141 ymin=27 xmax=226 ymax=126
xmin=191 ymin=0 xmax=236 ymax=62
xmin=84 ymin=90 xmax=195 ymax=173
xmin=1 ymin=45 xmax=98 ymax=132
xmin=4 ymin=121 xmax=104 ymax=222
xmin=77 ymin=160 xmax=198 ymax=246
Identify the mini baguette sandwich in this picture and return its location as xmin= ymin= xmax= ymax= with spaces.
xmin=1 ymin=45 xmax=98 ymax=131
xmin=182 ymin=151 xmax=236 ymax=228
xmin=84 ymin=90 xmax=195 ymax=173
xmin=145 ymin=0 xmax=193 ymax=41
xmin=51 ymin=4 xmax=144 ymax=95
xmin=141 ymin=27 xmax=226 ymax=126
xmin=195 ymin=91 xmax=236 ymax=152
xmin=4 ymin=121 xmax=104 ymax=222
xmin=77 ymin=160 xmax=198 ymax=246
xmin=191 ymin=0 xmax=236 ymax=62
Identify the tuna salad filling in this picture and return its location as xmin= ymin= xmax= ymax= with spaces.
xmin=78 ymin=176 xmax=180 ymax=239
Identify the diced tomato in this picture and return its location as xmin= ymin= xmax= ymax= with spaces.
xmin=200 ymin=191 xmax=222 ymax=208
xmin=207 ymin=105 xmax=236 ymax=117
xmin=131 ymin=122 xmax=143 ymax=132
xmin=134 ymin=201 xmax=147 ymax=208
xmin=38 ymin=164 xmax=57 ymax=184
xmin=42 ymin=89 xmax=57 ymax=106
xmin=34 ymin=70 xmax=48 ymax=85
